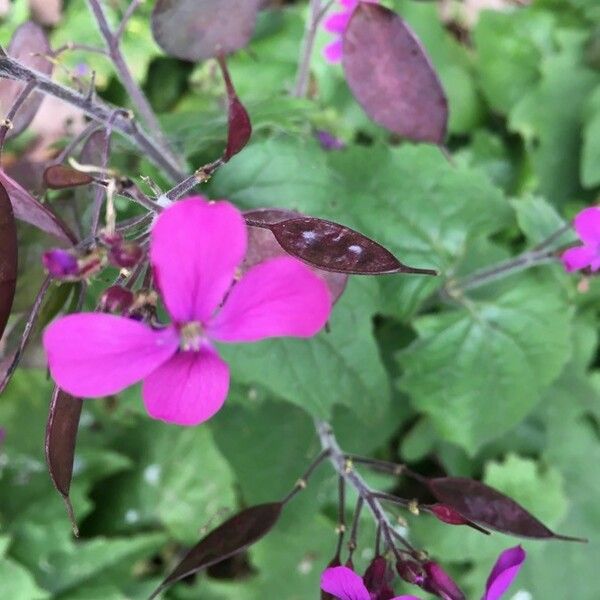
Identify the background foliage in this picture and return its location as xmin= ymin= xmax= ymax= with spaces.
xmin=0 ymin=0 xmax=599 ymax=598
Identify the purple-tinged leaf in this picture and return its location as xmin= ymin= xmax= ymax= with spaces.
xmin=1 ymin=21 xmax=53 ymax=139
xmin=428 ymin=477 xmax=587 ymax=542
xmin=45 ymin=386 xmax=83 ymax=536
xmin=0 ymin=169 xmax=77 ymax=243
xmin=217 ymin=57 xmax=252 ymax=161
xmin=0 ymin=181 xmax=17 ymax=341
xmin=268 ymin=216 xmax=438 ymax=276
xmin=343 ymin=4 xmax=448 ymax=144
xmin=151 ymin=0 xmax=261 ymax=62
xmin=79 ymin=129 xmax=107 ymax=166
xmin=43 ymin=165 xmax=94 ymax=189
xmin=150 ymin=502 xmax=283 ymax=599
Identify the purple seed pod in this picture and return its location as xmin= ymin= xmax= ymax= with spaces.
xmin=100 ymin=285 xmax=135 ymax=314
xmin=42 ymin=249 xmax=79 ymax=278
xmin=423 ymin=561 xmax=465 ymax=600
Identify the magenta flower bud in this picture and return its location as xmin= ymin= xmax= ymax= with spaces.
xmin=108 ymin=241 xmax=144 ymax=269
xmin=316 ymin=130 xmax=345 ymax=151
xmin=423 ymin=561 xmax=465 ymax=600
xmin=396 ymin=559 xmax=426 ymax=587
xmin=98 ymin=231 xmax=123 ymax=246
xmin=42 ymin=249 xmax=79 ymax=278
xmin=100 ymin=285 xmax=135 ymax=314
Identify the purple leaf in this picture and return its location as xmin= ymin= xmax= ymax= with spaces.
xmin=429 ymin=477 xmax=587 ymax=542
xmin=343 ymin=3 xmax=448 ymax=144
xmin=0 ymin=169 xmax=77 ymax=243
xmin=80 ymin=129 xmax=107 ymax=166
xmin=151 ymin=0 xmax=261 ymax=62
xmin=0 ymin=181 xmax=17 ymax=341
xmin=218 ymin=57 xmax=252 ymax=161
xmin=268 ymin=216 xmax=438 ymax=276
xmin=43 ymin=165 xmax=94 ymax=189
xmin=1 ymin=21 xmax=53 ymax=139
xmin=150 ymin=502 xmax=283 ymax=599
xmin=45 ymin=386 xmax=83 ymax=536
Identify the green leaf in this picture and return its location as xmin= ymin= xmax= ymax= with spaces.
xmin=399 ymin=276 xmax=572 ymax=452
xmin=0 ymin=556 xmax=49 ymax=599
xmin=220 ymin=277 xmax=391 ymax=423
xmin=512 ymin=195 xmax=572 ymax=245
xmin=509 ymin=31 xmax=600 ymax=205
xmin=90 ymin=419 xmax=236 ymax=544
xmin=581 ymin=84 xmax=600 ymax=188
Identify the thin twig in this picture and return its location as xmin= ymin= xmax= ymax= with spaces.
xmin=293 ymin=0 xmax=326 ymax=98
xmin=0 ymin=55 xmax=184 ymax=181
xmin=86 ymin=0 xmax=185 ymax=173
xmin=115 ymin=0 xmax=144 ymax=42
xmin=53 ymin=122 xmax=102 ymax=165
xmin=281 ymin=448 xmax=331 ymax=504
xmin=316 ymin=421 xmax=417 ymax=559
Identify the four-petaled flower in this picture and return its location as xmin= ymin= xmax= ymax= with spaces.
xmin=323 ymin=0 xmax=379 ymax=63
xmin=43 ymin=197 xmax=332 ymax=426
xmin=561 ymin=206 xmax=600 ymax=272
xmin=321 ymin=546 xmax=526 ymax=600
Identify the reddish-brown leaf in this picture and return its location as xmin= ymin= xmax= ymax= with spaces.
xmin=429 ymin=477 xmax=586 ymax=542
xmin=343 ymin=4 xmax=448 ymax=144
xmin=43 ymin=165 xmax=94 ymax=189
xmin=0 ymin=181 xmax=17 ymax=340
xmin=152 ymin=0 xmax=261 ymax=61
xmin=150 ymin=503 xmax=283 ymax=599
xmin=269 ymin=216 xmax=437 ymax=276
xmin=0 ymin=169 xmax=76 ymax=243
xmin=217 ymin=57 xmax=252 ymax=161
xmin=45 ymin=386 xmax=83 ymax=536
xmin=1 ymin=21 xmax=53 ymax=139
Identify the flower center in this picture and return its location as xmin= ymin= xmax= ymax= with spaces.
xmin=180 ymin=321 xmax=204 ymax=352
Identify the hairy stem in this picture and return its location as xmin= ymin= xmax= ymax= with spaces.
xmin=316 ymin=420 xmax=416 ymax=558
xmin=293 ymin=0 xmax=326 ymax=98
xmin=86 ymin=0 xmax=185 ymax=174
xmin=0 ymin=55 xmax=184 ymax=181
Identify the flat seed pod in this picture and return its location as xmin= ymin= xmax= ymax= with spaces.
xmin=269 ymin=216 xmax=437 ymax=275
xmin=152 ymin=0 xmax=261 ymax=62
xmin=343 ymin=4 xmax=448 ymax=144
xmin=150 ymin=502 xmax=283 ymax=599
xmin=0 ymin=181 xmax=17 ymax=340
xmin=43 ymin=165 xmax=94 ymax=189
xmin=0 ymin=21 xmax=53 ymax=139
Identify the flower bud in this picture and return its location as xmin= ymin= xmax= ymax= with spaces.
xmin=429 ymin=504 xmax=469 ymax=526
xmin=108 ymin=241 xmax=144 ymax=269
xmin=321 ymin=557 xmax=341 ymax=600
xmin=100 ymin=285 xmax=134 ymax=314
xmin=396 ymin=559 xmax=426 ymax=587
xmin=42 ymin=249 xmax=79 ymax=278
xmin=423 ymin=561 xmax=465 ymax=600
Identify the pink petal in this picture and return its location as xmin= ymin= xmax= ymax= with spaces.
xmin=43 ymin=314 xmax=178 ymax=397
xmin=320 ymin=566 xmax=370 ymax=600
xmin=208 ymin=257 xmax=331 ymax=343
xmin=150 ymin=197 xmax=247 ymax=323
xmin=561 ymin=245 xmax=596 ymax=272
xmin=573 ymin=207 xmax=600 ymax=245
xmin=340 ymin=0 xmax=358 ymax=8
xmin=142 ymin=346 xmax=229 ymax=426
xmin=324 ymin=11 xmax=352 ymax=34
xmin=324 ymin=39 xmax=344 ymax=63
xmin=482 ymin=546 xmax=526 ymax=600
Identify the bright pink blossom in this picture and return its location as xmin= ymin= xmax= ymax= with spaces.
xmin=43 ymin=197 xmax=331 ymax=426
xmin=323 ymin=0 xmax=379 ymax=63
xmin=321 ymin=546 xmax=526 ymax=600
xmin=561 ymin=207 xmax=600 ymax=272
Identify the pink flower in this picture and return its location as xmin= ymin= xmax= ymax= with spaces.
xmin=323 ymin=0 xmax=379 ymax=63
xmin=43 ymin=197 xmax=331 ymax=426
xmin=321 ymin=565 xmax=418 ymax=600
xmin=562 ymin=207 xmax=600 ymax=272
xmin=321 ymin=546 xmax=526 ymax=600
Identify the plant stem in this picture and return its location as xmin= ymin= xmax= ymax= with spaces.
xmin=86 ymin=0 xmax=185 ymax=175
xmin=0 ymin=79 xmax=36 ymax=157
xmin=316 ymin=420 xmax=417 ymax=557
xmin=293 ymin=0 xmax=327 ymax=98
xmin=0 ymin=55 xmax=184 ymax=181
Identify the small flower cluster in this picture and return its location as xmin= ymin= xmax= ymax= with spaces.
xmin=321 ymin=546 xmax=526 ymax=600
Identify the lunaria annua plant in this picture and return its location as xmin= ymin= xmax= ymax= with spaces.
xmin=0 ymin=1 xmax=591 ymax=598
